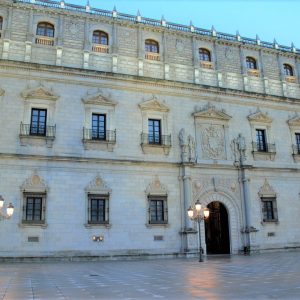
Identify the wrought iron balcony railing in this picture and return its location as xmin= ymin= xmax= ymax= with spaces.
xmin=83 ymin=128 xmax=116 ymax=143
xmin=15 ymin=0 xmax=300 ymax=55
xmin=20 ymin=123 xmax=56 ymax=138
xmin=292 ymin=144 xmax=300 ymax=155
xmin=141 ymin=133 xmax=171 ymax=147
xmin=252 ymin=142 xmax=276 ymax=153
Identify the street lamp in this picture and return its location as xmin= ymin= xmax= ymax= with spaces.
xmin=0 ymin=195 xmax=14 ymax=220
xmin=187 ymin=200 xmax=210 ymax=262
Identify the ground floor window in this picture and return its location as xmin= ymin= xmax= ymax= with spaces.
xmin=22 ymin=194 xmax=46 ymax=224
xmin=261 ymin=197 xmax=278 ymax=222
xmin=148 ymin=196 xmax=168 ymax=224
xmin=88 ymin=195 xmax=109 ymax=224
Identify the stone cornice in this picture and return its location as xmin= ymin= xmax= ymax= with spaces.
xmin=0 ymin=60 xmax=300 ymax=112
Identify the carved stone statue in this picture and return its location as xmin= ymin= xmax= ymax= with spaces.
xmin=188 ymin=135 xmax=195 ymax=162
xmin=179 ymin=128 xmax=187 ymax=146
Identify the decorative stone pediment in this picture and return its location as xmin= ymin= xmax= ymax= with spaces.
xmin=248 ymin=109 xmax=272 ymax=124
xmin=193 ymin=103 xmax=231 ymax=121
xmin=0 ymin=88 xmax=5 ymax=96
xmin=146 ymin=176 xmax=168 ymax=196
xmin=82 ymin=92 xmax=117 ymax=107
xmin=85 ymin=175 xmax=111 ymax=195
xmin=139 ymin=95 xmax=169 ymax=112
xmin=287 ymin=114 xmax=300 ymax=128
xmin=258 ymin=179 xmax=276 ymax=197
xmin=21 ymin=86 xmax=59 ymax=101
xmin=20 ymin=171 xmax=48 ymax=193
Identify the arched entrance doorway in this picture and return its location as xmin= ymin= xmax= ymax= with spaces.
xmin=205 ymin=201 xmax=230 ymax=254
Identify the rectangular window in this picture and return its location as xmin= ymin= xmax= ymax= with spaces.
xmin=149 ymin=197 xmax=168 ymax=224
xmin=92 ymin=114 xmax=106 ymax=140
xmin=148 ymin=119 xmax=161 ymax=144
xmin=30 ymin=108 xmax=47 ymax=136
xmin=296 ymin=133 xmax=300 ymax=154
xmin=88 ymin=195 xmax=109 ymax=224
xmin=22 ymin=194 xmax=45 ymax=224
xmin=256 ymin=129 xmax=267 ymax=152
xmin=262 ymin=197 xmax=278 ymax=222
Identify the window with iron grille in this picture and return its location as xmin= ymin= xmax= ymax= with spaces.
xmin=36 ymin=22 xmax=55 ymax=37
xmin=148 ymin=196 xmax=168 ymax=224
xmin=296 ymin=133 xmax=300 ymax=154
xmin=256 ymin=129 xmax=267 ymax=152
xmin=145 ymin=39 xmax=159 ymax=53
xmin=283 ymin=64 xmax=294 ymax=76
xmin=246 ymin=57 xmax=257 ymax=69
xmin=199 ymin=48 xmax=211 ymax=61
xmin=22 ymin=194 xmax=46 ymax=224
xmin=92 ymin=113 xmax=106 ymax=140
xmin=261 ymin=197 xmax=278 ymax=222
xmin=148 ymin=119 xmax=161 ymax=144
xmin=30 ymin=108 xmax=47 ymax=136
xmin=92 ymin=30 xmax=108 ymax=45
xmin=88 ymin=195 xmax=109 ymax=224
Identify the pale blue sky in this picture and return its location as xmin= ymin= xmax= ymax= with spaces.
xmin=67 ymin=0 xmax=299 ymax=48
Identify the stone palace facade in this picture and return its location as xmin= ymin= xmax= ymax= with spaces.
xmin=0 ymin=0 xmax=300 ymax=259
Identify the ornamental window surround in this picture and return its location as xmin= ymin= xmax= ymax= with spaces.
xmin=36 ymin=22 xmax=55 ymax=46
xmin=287 ymin=114 xmax=300 ymax=162
xmin=20 ymin=86 xmax=58 ymax=148
xmin=145 ymin=39 xmax=160 ymax=61
xmin=145 ymin=177 xmax=169 ymax=227
xmin=82 ymin=91 xmax=117 ymax=152
xmin=92 ymin=30 xmax=109 ymax=53
xmin=248 ymin=109 xmax=276 ymax=161
xmin=258 ymin=179 xmax=278 ymax=223
xmin=85 ymin=175 xmax=111 ymax=228
xmin=139 ymin=96 xmax=171 ymax=155
xmin=20 ymin=172 xmax=49 ymax=228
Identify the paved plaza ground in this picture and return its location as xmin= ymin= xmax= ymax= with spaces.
xmin=1 ymin=251 xmax=300 ymax=299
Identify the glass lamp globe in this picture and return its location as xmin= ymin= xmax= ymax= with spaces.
xmin=195 ymin=200 xmax=202 ymax=212
xmin=6 ymin=203 xmax=14 ymax=217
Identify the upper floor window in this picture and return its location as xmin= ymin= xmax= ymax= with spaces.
xmin=92 ymin=113 xmax=106 ymax=140
xmin=148 ymin=119 xmax=161 ymax=145
xmin=92 ymin=30 xmax=108 ymax=45
xmin=0 ymin=16 xmax=3 ymax=31
xmin=145 ymin=39 xmax=159 ymax=53
xmin=246 ymin=56 xmax=257 ymax=69
xmin=36 ymin=22 xmax=54 ymax=38
xmin=92 ymin=30 xmax=109 ymax=53
xmin=199 ymin=48 xmax=211 ymax=62
xmin=256 ymin=129 xmax=267 ymax=152
xmin=283 ymin=64 xmax=294 ymax=76
xmin=30 ymin=108 xmax=47 ymax=136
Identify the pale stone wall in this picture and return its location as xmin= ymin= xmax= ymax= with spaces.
xmin=0 ymin=1 xmax=300 ymax=258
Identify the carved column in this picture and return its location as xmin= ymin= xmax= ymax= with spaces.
xmin=137 ymin=25 xmax=143 ymax=76
xmin=192 ymin=36 xmax=199 ymax=84
xmin=111 ymin=21 xmax=118 ymax=73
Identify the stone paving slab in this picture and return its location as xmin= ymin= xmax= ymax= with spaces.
xmin=1 ymin=251 xmax=300 ymax=299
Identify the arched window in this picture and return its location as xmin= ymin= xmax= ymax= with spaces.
xmin=199 ymin=48 xmax=211 ymax=62
xmin=283 ymin=64 xmax=294 ymax=76
xmin=0 ymin=17 xmax=3 ymax=31
xmin=145 ymin=39 xmax=159 ymax=53
xmin=246 ymin=57 xmax=257 ymax=69
xmin=92 ymin=30 xmax=108 ymax=45
xmin=36 ymin=22 xmax=55 ymax=38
